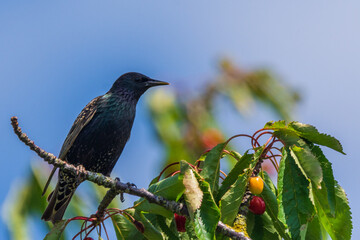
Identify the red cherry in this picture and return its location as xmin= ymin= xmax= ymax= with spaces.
xmin=83 ymin=237 xmax=94 ymax=240
xmin=174 ymin=213 xmax=187 ymax=232
xmin=249 ymin=196 xmax=266 ymax=215
xmin=134 ymin=220 xmax=145 ymax=233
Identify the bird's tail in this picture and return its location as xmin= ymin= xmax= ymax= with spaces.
xmin=42 ymin=171 xmax=79 ymax=224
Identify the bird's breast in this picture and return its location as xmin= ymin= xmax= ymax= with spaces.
xmin=66 ymin=99 xmax=137 ymax=175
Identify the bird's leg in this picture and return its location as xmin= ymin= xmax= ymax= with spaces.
xmin=113 ymin=178 xmax=137 ymax=202
xmin=126 ymin=182 xmax=137 ymax=188
xmin=120 ymin=182 xmax=137 ymax=202
xmin=114 ymin=177 xmax=126 ymax=203
xmin=75 ymin=164 xmax=86 ymax=183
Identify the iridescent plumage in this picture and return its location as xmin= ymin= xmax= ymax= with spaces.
xmin=42 ymin=72 xmax=168 ymax=223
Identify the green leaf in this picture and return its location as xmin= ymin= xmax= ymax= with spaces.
xmin=277 ymin=148 xmax=314 ymax=240
xmin=260 ymin=178 xmax=290 ymax=240
xmin=261 ymin=170 xmax=277 ymax=195
xmin=193 ymin=175 xmax=221 ymax=240
xmin=311 ymin=145 xmax=336 ymax=216
xmin=290 ymin=145 xmax=323 ymax=187
xmin=228 ymin=150 xmax=243 ymax=161
xmin=180 ymin=161 xmax=220 ymax=239
xmin=288 ymin=122 xmax=344 ymax=154
xmin=264 ymin=120 xmax=286 ymax=129
xmin=44 ymin=220 xmax=67 ymax=240
xmin=264 ymin=121 xmax=345 ymax=154
xmin=200 ymin=143 xmax=226 ymax=194
xmin=156 ymin=215 xmax=179 ymax=240
xmin=134 ymin=175 xmax=185 ymax=218
xmin=248 ymin=212 xmax=281 ymax=240
xmin=111 ymin=214 xmax=142 ymax=240
xmin=149 ymin=175 xmax=161 ymax=186
xmin=185 ymin=217 xmax=200 ymax=240
xmin=246 ymin=211 xmax=255 ymax=237
xmin=132 ymin=210 xmax=164 ymax=240
xmin=305 ymin=216 xmax=327 ymax=240
xmin=269 ymin=124 xmax=324 ymax=188
xmin=216 ymin=152 xmax=253 ymax=202
xmin=220 ymin=173 xmax=248 ymax=225
xmin=313 ymin=181 xmax=352 ymax=240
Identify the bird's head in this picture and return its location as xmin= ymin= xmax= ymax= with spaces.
xmin=110 ymin=72 xmax=169 ymax=97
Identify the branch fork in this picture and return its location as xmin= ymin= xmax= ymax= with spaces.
xmin=11 ymin=116 xmax=250 ymax=240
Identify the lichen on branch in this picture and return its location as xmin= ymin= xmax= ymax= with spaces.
xmin=11 ymin=116 xmax=251 ymax=240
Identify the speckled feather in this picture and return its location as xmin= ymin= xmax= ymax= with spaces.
xmin=41 ymin=72 xmax=168 ymax=223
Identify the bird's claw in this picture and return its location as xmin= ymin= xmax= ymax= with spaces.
xmin=120 ymin=193 xmax=125 ymax=203
xmin=114 ymin=177 xmax=126 ymax=202
xmin=126 ymin=182 xmax=137 ymax=188
xmin=114 ymin=179 xmax=136 ymax=202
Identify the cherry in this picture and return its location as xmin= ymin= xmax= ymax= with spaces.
xmin=134 ymin=220 xmax=145 ymax=233
xmin=249 ymin=196 xmax=266 ymax=215
xmin=249 ymin=176 xmax=264 ymax=195
xmin=174 ymin=213 xmax=187 ymax=232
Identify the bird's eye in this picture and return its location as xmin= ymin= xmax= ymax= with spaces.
xmin=136 ymin=78 xmax=146 ymax=83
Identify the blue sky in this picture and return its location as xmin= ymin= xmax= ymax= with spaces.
xmin=1 ymin=1 xmax=359 ymax=239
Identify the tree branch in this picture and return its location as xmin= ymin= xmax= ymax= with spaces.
xmin=11 ymin=116 xmax=251 ymax=240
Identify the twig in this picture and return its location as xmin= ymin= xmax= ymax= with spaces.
xmin=11 ymin=116 xmax=251 ymax=240
xmin=97 ymin=188 xmax=118 ymax=218
xmin=217 ymin=221 xmax=250 ymax=240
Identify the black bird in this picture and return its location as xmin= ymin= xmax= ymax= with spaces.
xmin=42 ymin=72 xmax=169 ymax=223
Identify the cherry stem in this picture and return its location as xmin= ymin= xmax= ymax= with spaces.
xmin=157 ymin=162 xmax=180 ymax=181
xmin=220 ymin=170 xmax=227 ymax=178
xmin=102 ymin=221 xmax=109 ymax=240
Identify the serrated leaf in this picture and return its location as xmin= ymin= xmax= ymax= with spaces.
xmin=185 ymin=217 xmax=199 ymax=240
xmin=134 ymin=175 xmax=185 ymax=218
xmin=111 ymin=214 xmax=142 ymax=240
xmin=269 ymin=126 xmax=324 ymax=188
xmin=248 ymin=212 xmax=281 ymax=240
xmin=216 ymin=152 xmax=253 ymax=202
xmin=311 ymin=145 xmax=336 ymax=216
xmin=305 ymin=216 xmax=327 ymax=240
xmin=220 ymin=173 xmax=248 ymax=225
xmin=313 ymin=181 xmax=352 ymax=240
xmin=183 ymin=168 xmax=203 ymax=218
xmin=277 ymin=148 xmax=314 ymax=240
xmin=201 ymin=143 xmax=226 ymax=194
xmin=264 ymin=120 xmax=287 ymax=129
xmin=44 ymin=220 xmax=67 ymax=240
xmin=290 ymin=145 xmax=323 ymax=187
xmin=193 ymin=176 xmax=221 ymax=240
xmin=265 ymin=121 xmax=345 ymax=154
xmin=288 ymin=122 xmax=344 ymax=154
xmin=260 ymin=178 xmax=291 ymax=240
xmin=156 ymin=215 xmax=179 ymax=240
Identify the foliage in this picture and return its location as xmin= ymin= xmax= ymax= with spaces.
xmin=4 ymin=60 xmax=352 ymax=240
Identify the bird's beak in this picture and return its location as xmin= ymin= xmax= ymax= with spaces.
xmin=146 ymin=79 xmax=170 ymax=87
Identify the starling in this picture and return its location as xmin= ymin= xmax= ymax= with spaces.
xmin=41 ymin=72 xmax=169 ymax=223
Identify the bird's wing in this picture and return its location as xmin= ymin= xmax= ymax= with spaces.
xmin=42 ymin=96 xmax=101 ymax=195
xmin=58 ymin=96 xmax=101 ymax=159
